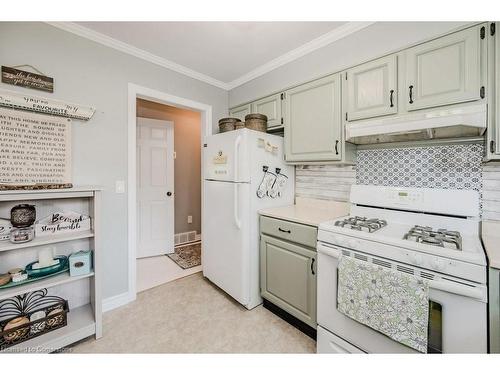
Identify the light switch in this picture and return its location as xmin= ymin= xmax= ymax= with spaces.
xmin=187 ymin=215 xmax=193 ymax=224
xmin=115 ymin=180 xmax=126 ymax=194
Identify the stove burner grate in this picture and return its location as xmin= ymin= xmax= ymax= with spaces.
xmin=403 ymin=225 xmax=462 ymax=250
xmin=334 ymin=216 xmax=387 ymax=233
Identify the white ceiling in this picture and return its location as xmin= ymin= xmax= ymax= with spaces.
xmin=52 ymin=22 xmax=374 ymax=89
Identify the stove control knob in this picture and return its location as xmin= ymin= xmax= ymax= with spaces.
xmin=410 ymin=253 xmax=423 ymax=266
xmin=433 ymin=258 xmax=446 ymax=271
xmin=334 ymin=236 xmax=345 ymax=247
xmin=348 ymin=239 xmax=359 ymax=249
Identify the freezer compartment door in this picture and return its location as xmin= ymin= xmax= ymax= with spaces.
xmin=204 ymin=129 xmax=250 ymax=182
xmin=202 ymin=180 xmax=250 ymax=306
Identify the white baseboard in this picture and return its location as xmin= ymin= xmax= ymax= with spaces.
xmin=102 ymin=291 xmax=135 ymax=313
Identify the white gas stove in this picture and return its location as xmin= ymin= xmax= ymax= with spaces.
xmin=317 ymin=185 xmax=487 ymax=354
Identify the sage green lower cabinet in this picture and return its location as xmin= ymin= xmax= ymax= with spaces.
xmin=489 ymin=267 xmax=500 ymax=353
xmin=260 ymin=233 xmax=317 ymax=328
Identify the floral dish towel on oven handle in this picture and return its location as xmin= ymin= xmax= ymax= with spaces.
xmin=337 ymin=255 xmax=430 ymax=353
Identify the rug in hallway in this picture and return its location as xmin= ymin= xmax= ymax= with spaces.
xmin=167 ymin=242 xmax=201 ymax=269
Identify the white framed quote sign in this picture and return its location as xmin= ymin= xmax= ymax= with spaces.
xmin=0 ymin=107 xmax=72 ymax=186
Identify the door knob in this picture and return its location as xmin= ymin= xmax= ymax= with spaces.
xmin=167 ymin=192 xmax=173 ymax=197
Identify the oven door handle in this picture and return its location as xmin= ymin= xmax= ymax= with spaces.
xmin=428 ymin=280 xmax=486 ymax=301
xmin=317 ymin=242 xmax=487 ymax=302
xmin=318 ymin=243 xmax=342 ymax=258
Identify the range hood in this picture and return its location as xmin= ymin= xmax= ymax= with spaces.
xmin=346 ymin=103 xmax=487 ymax=145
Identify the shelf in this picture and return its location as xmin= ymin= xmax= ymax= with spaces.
xmin=0 ymin=271 xmax=94 ymax=300
xmin=1 ymin=304 xmax=96 ymax=353
xmin=0 ymin=230 xmax=94 ymax=253
xmin=0 ymin=186 xmax=102 ymax=201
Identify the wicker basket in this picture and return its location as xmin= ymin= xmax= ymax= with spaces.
xmin=0 ymin=290 xmax=68 ymax=351
xmin=218 ymin=118 xmax=239 ymax=133
xmin=245 ymin=114 xmax=268 ymax=132
xmin=234 ymin=121 xmax=245 ymax=130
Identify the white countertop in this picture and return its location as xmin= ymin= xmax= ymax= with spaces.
xmin=259 ymin=197 xmax=349 ymax=227
xmin=482 ymin=220 xmax=500 ymax=269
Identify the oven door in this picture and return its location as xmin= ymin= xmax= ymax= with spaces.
xmin=317 ymin=242 xmax=488 ymax=353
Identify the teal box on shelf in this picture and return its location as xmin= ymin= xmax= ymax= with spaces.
xmin=69 ymin=250 xmax=92 ymax=277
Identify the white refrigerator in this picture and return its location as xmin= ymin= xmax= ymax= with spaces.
xmin=202 ymin=129 xmax=295 ymax=309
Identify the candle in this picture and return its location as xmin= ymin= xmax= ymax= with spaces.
xmin=38 ymin=247 xmax=54 ymax=267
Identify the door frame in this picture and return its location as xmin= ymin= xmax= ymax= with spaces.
xmin=128 ymin=83 xmax=212 ymax=302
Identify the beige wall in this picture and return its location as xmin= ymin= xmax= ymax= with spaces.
xmin=137 ymin=99 xmax=202 ymax=235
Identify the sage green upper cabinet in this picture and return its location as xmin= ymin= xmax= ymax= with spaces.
xmin=251 ymin=93 xmax=283 ymax=129
xmin=284 ymin=74 xmax=342 ymax=163
xmin=346 ymin=55 xmax=398 ymax=121
xmin=229 ymin=103 xmax=251 ymax=121
xmin=404 ymin=26 xmax=482 ymax=111
xmin=495 ymin=22 xmax=500 ymax=156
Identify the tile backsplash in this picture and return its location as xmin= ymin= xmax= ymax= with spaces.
xmin=356 ymin=143 xmax=483 ymax=190
xmin=295 ymin=142 xmax=500 ymax=221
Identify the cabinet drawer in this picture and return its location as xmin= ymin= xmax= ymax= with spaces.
xmin=260 ymin=216 xmax=317 ymax=248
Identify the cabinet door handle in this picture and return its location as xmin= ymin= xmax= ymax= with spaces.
xmin=278 ymin=227 xmax=291 ymax=234
xmin=389 ymin=89 xmax=394 ymax=107
xmin=335 ymin=140 xmax=339 ymax=155
xmin=409 ymin=85 xmax=414 ymax=104
xmin=491 ymin=140 xmax=496 ymax=154
xmin=311 ymin=258 xmax=316 ymax=275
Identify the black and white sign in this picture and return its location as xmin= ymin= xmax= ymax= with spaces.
xmin=0 ymin=107 xmax=72 ymax=186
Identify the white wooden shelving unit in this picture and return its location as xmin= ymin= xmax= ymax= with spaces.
xmin=0 ymin=186 xmax=102 ymax=353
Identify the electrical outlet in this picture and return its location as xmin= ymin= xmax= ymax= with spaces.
xmin=187 ymin=215 xmax=193 ymax=224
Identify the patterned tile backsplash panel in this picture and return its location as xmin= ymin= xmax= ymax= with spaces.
xmin=296 ymin=142 xmax=500 ymax=221
xmin=355 ymin=143 xmax=483 ymax=190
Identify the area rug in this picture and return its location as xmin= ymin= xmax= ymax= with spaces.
xmin=166 ymin=242 xmax=201 ymax=269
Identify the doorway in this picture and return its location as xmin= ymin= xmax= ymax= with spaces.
xmin=127 ymin=83 xmax=212 ymax=301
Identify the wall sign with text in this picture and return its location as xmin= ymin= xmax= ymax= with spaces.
xmin=1 ymin=66 xmax=54 ymax=93
xmin=0 ymin=107 xmax=72 ymax=186
xmin=0 ymin=89 xmax=95 ymax=120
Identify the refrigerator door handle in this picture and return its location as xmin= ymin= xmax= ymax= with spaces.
xmin=233 ymin=135 xmax=242 ymax=229
xmin=234 ymin=135 xmax=242 ymax=181
xmin=234 ymin=183 xmax=242 ymax=229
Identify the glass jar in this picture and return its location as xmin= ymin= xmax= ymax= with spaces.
xmin=10 ymin=226 xmax=34 ymax=244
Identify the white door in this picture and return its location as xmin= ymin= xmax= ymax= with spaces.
xmin=137 ymin=117 xmax=175 ymax=258
xmin=346 ymin=55 xmax=398 ymax=121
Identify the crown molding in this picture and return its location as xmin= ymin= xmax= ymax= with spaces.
xmin=46 ymin=21 xmax=375 ymax=91
xmin=225 ymin=21 xmax=375 ymax=90
xmin=45 ymin=22 xmax=230 ymax=90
